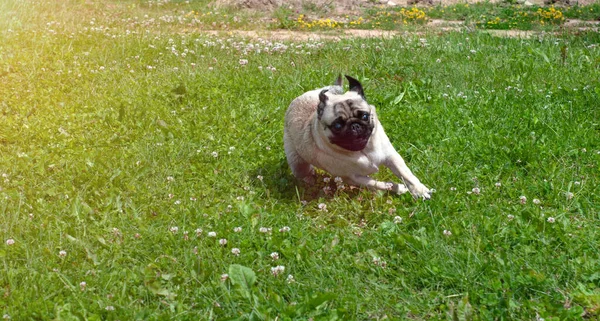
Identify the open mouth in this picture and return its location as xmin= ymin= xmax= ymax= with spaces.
xmin=329 ymin=132 xmax=371 ymax=152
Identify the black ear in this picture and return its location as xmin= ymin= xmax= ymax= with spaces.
xmin=334 ymin=74 xmax=343 ymax=87
xmin=345 ymin=75 xmax=365 ymax=100
xmin=317 ymin=89 xmax=328 ymax=120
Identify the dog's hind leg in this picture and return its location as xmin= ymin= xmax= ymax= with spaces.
xmin=284 ymin=135 xmax=315 ymax=184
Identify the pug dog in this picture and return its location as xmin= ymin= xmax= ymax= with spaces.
xmin=283 ymin=75 xmax=432 ymax=200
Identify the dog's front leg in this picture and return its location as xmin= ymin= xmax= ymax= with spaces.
xmin=347 ymin=175 xmax=409 ymax=195
xmin=385 ymin=153 xmax=432 ymax=200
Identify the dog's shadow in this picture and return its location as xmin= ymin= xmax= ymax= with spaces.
xmin=252 ymin=157 xmax=364 ymax=203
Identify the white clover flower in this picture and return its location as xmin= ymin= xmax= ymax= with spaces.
xmin=393 ymin=216 xmax=403 ymax=224
xmin=323 ymin=177 xmax=331 ymax=183
xmin=507 ymin=214 xmax=515 ymax=220
xmin=533 ymin=199 xmax=541 ymax=205
xmin=318 ymin=203 xmax=327 ymax=211
xmin=547 ymin=217 xmax=555 ymax=223
xmin=5 ymin=239 xmax=15 ymax=246
xmin=208 ymin=231 xmax=217 ymax=237
xmin=234 ymin=227 xmax=242 ymax=233
xmin=566 ymin=192 xmax=574 ymax=200
xmin=472 ymin=187 xmax=481 ymax=195
xmin=259 ymin=227 xmax=272 ymax=234
xmin=239 ymin=59 xmax=248 ymax=65
xmin=279 ymin=226 xmax=290 ymax=233
xmin=195 ymin=228 xmax=203 ymax=237
xmin=169 ymin=226 xmax=179 ymax=233
xmin=286 ymin=274 xmax=295 ymax=283
xmin=105 ymin=306 xmax=115 ymax=311
xmin=450 ymin=187 xmax=456 ymax=191
xmin=166 ymin=176 xmax=174 ymax=182
xmin=256 ymin=175 xmax=263 ymax=181
xmin=211 ymin=151 xmax=218 ymax=158
xmin=270 ymin=252 xmax=279 ymax=260
xmin=271 ymin=265 xmax=285 ymax=276
xmin=219 ymin=239 xmax=227 ymax=246
xmin=59 ymin=250 xmax=67 ymax=257
xmin=80 ymin=281 xmax=87 ymax=291
xmin=334 ymin=177 xmax=343 ymax=184
xmin=220 ymin=273 xmax=229 ymax=281
xmin=495 ymin=182 xmax=502 ymax=187
xmin=443 ymin=230 xmax=452 ymax=236
xmin=231 ymin=248 xmax=240 ymax=256
xmin=519 ymin=196 xmax=527 ymax=204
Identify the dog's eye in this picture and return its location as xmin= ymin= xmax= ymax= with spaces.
xmin=361 ymin=113 xmax=370 ymax=121
xmin=332 ymin=122 xmax=343 ymax=130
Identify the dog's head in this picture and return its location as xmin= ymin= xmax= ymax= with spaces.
xmin=317 ymin=75 xmax=375 ymax=152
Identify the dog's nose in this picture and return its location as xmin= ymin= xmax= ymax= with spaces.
xmin=350 ymin=123 xmax=363 ymax=135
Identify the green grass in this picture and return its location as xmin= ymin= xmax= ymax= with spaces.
xmin=279 ymin=3 xmax=600 ymax=31
xmin=1 ymin=0 xmax=600 ymax=320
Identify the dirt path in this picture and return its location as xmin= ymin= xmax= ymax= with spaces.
xmin=201 ymin=25 xmax=596 ymax=41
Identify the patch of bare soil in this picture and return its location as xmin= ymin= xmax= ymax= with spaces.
xmin=208 ymin=0 xmax=598 ymax=41
xmin=201 ymin=28 xmax=549 ymax=41
xmin=203 ymin=29 xmax=400 ymax=41
xmin=213 ymin=0 xmax=599 ymax=13
xmin=213 ymin=0 xmax=375 ymax=15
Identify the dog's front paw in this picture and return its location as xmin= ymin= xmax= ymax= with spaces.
xmin=408 ymin=183 xmax=432 ymax=200
xmin=393 ymin=183 xmax=409 ymax=195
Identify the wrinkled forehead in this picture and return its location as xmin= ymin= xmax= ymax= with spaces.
xmin=328 ymin=91 xmax=365 ymax=105
xmin=322 ymin=91 xmax=371 ymax=120
xmin=327 ymin=92 xmax=370 ymax=112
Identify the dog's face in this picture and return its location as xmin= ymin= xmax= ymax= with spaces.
xmin=317 ymin=76 xmax=375 ymax=152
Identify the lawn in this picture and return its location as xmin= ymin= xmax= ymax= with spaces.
xmin=1 ymin=0 xmax=599 ymax=320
